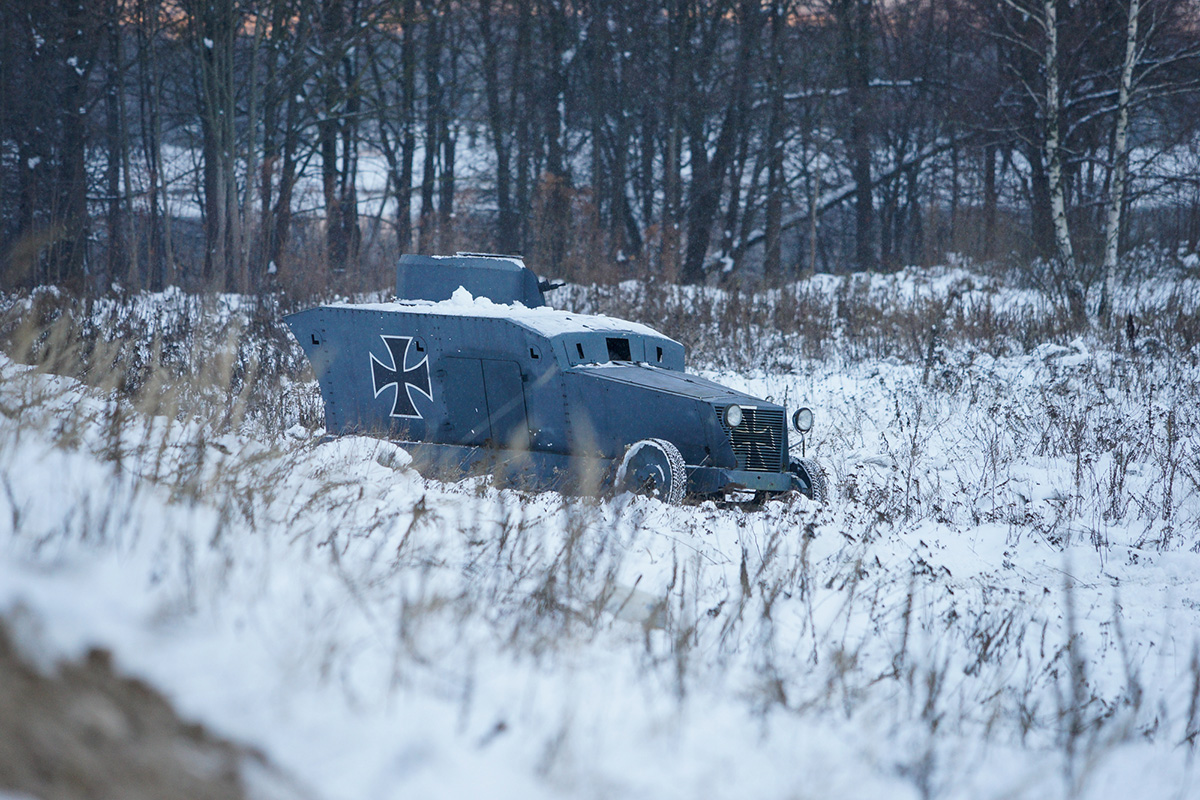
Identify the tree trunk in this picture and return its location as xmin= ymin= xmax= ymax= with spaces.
xmin=262 ymin=1 xmax=308 ymax=281
xmin=340 ymin=6 xmax=361 ymax=270
xmin=52 ymin=0 xmax=99 ymax=288
xmin=680 ymin=0 xmax=757 ymax=285
xmin=1100 ymin=0 xmax=1140 ymax=327
xmin=104 ymin=0 xmax=127 ymax=287
xmin=318 ymin=0 xmax=361 ymax=273
xmin=1041 ymin=0 xmax=1084 ymax=323
xmin=136 ymin=0 xmax=171 ymax=289
xmin=513 ymin=0 xmax=533 ymax=252
xmin=720 ymin=122 xmax=752 ymax=268
xmin=837 ymin=0 xmax=874 ymax=270
xmin=1043 ymin=0 xmax=1073 ymax=268
xmin=762 ymin=0 xmax=787 ymax=281
xmin=905 ymin=163 xmax=923 ymax=265
xmin=195 ymin=0 xmax=241 ymax=290
xmin=1027 ymin=141 xmax=1056 ymax=259
xmin=398 ymin=0 xmax=417 ymax=253
xmin=438 ymin=18 xmax=457 ymax=253
xmin=661 ymin=0 xmax=687 ymax=276
xmin=420 ymin=0 xmax=442 ymax=252
xmin=260 ymin=0 xmax=284 ymax=281
xmin=478 ymin=0 xmax=516 ymax=252
xmin=639 ymin=108 xmax=656 ymax=240
xmin=538 ymin=0 xmax=571 ymax=272
xmin=983 ymin=144 xmax=997 ymax=258
xmin=272 ymin=90 xmax=302 ymax=274
xmin=242 ymin=15 xmax=265 ymax=291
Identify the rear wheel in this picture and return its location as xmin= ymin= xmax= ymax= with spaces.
xmin=616 ymin=439 xmax=686 ymax=504
xmin=789 ymin=458 xmax=828 ymax=503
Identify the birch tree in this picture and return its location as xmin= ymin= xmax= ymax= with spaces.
xmin=1092 ymin=0 xmax=1199 ymax=324
xmin=1099 ymin=0 xmax=1140 ymax=327
xmin=995 ymin=0 xmax=1084 ymax=318
xmin=1040 ymin=0 xmax=1074 ymax=271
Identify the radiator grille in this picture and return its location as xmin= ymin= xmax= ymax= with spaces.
xmin=718 ymin=407 xmax=785 ymax=473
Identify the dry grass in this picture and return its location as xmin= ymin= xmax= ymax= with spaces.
xmin=1 ymin=266 xmax=1199 ymax=797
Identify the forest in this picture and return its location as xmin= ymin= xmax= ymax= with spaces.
xmin=7 ymin=3 xmax=1200 ymax=798
xmin=2 ymin=0 xmax=1199 ymax=300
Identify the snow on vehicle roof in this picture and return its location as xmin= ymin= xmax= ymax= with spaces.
xmin=426 ymin=253 xmax=528 ymax=268
xmin=333 ymin=286 xmax=674 ymax=340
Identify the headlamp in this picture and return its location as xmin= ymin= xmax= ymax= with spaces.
xmin=792 ymin=407 xmax=814 ymax=433
xmin=724 ymin=404 xmax=744 ymax=428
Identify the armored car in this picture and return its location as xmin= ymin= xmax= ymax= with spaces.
xmin=286 ymin=253 xmax=826 ymax=503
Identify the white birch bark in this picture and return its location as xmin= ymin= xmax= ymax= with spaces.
xmin=1043 ymin=0 xmax=1074 ymax=269
xmin=1101 ymin=0 xmax=1141 ymax=325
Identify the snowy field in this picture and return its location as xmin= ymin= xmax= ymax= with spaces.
xmin=2 ymin=265 xmax=1200 ymax=799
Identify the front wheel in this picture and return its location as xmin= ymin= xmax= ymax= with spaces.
xmin=789 ymin=457 xmax=828 ymax=503
xmin=615 ymin=439 xmax=686 ymax=504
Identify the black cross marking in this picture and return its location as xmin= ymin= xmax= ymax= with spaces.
xmin=370 ymin=335 xmax=433 ymax=418
xmin=746 ymin=417 xmax=779 ymax=467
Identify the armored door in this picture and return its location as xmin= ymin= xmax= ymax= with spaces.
xmin=481 ymin=360 xmax=530 ymax=450
xmin=438 ymin=357 xmax=491 ymax=446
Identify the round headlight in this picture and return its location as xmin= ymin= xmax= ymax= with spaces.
xmin=792 ymin=407 xmax=814 ymax=433
xmin=724 ymin=404 xmax=744 ymax=428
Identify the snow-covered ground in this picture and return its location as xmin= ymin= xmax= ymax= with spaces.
xmin=2 ymin=267 xmax=1200 ymax=799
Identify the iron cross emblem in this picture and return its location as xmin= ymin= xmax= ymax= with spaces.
xmin=370 ymin=335 xmax=433 ymax=418
xmin=746 ymin=417 xmax=778 ymax=467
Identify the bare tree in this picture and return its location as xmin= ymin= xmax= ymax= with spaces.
xmin=762 ymin=0 xmax=789 ymax=279
xmin=474 ymin=0 xmax=512 ymax=251
xmin=185 ymin=0 xmax=245 ymax=289
xmin=317 ymin=0 xmax=363 ymax=273
xmin=133 ymin=0 xmax=176 ymax=289
xmin=679 ymin=0 xmax=757 ymax=284
xmin=833 ymin=0 xmax=875 ymax=270
xmin=365 ymin=0 xmax=418 ymax=254
xmin=259 ymin=0 xmax=314 ymax=281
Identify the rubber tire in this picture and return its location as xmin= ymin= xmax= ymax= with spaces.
xmin=789 ymin=458 xmax=828 ymax=503
xmin=616 ymin=439 xmax=686 ymax=504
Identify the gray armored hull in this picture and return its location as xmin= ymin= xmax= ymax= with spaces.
xmin=286 ymin=254 xmax=822 ymax=501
